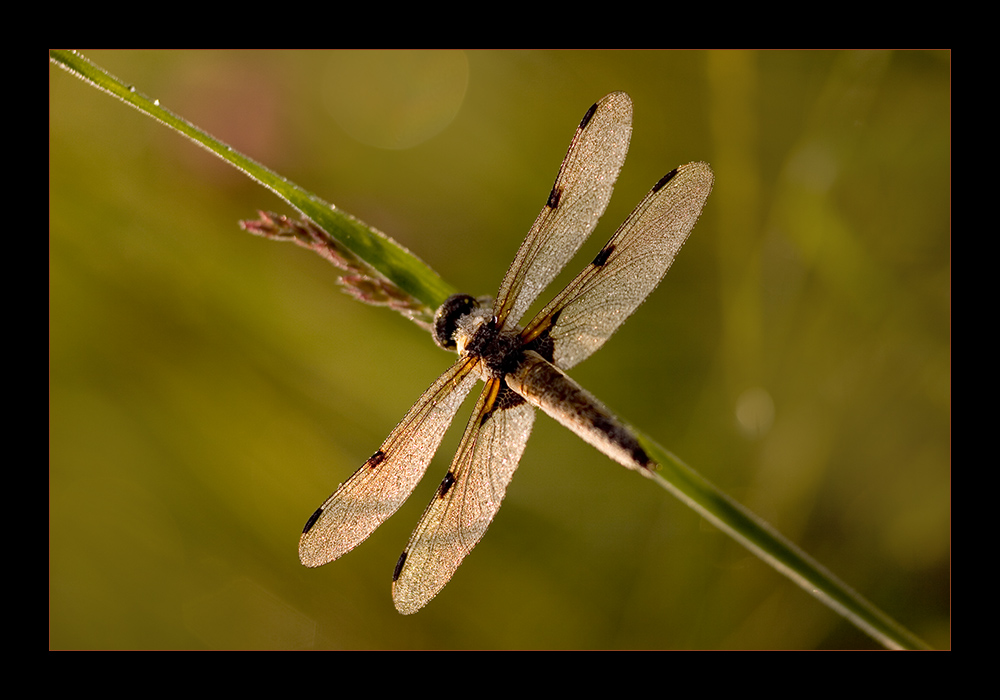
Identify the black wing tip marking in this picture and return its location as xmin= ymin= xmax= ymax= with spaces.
xmin=301 ymin=449 xmax=385 ymax=535
xmin=393 ymin=551 xmax=408 ymax=581
xmin=547 ymin=185 xmax=563 ymax=209
xmin=302 ymin=506 xmax=323 ymax=535
xmin=579 ymin=101 xmax=599 ymax=130
xmin=652 ymin=168 xmax=680 ymax=194
xmin=438 ymin=471 xmax=457 ymax=498
xmin=549 ymin=98 xmax=609 ymax=210
xmin=592 ymin=244 xmax=615 ymax=268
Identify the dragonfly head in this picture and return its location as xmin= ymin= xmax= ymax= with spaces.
xmin=433 ymin=293 xmax=492 ymax=353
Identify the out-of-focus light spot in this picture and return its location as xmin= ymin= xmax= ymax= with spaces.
xmin=323 ymin=50 xmax=469 ymax=150
xmin=735 ymin=387 xmax=775 ymax=439
xmin=787 ymin=142 xmax=838 ymax=192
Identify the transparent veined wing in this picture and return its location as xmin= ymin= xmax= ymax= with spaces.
xmin=299 ymin=357 xmax=481 ymax=567
xmin=521 ymin=161 xmax=714 ymax=371
xmin=492 ymin=92 xmax=633 ymax=330
xmin=391 ymin=378 xmax=535 ymax=614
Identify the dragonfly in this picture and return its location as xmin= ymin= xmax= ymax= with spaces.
xmin=299 ymin=92 xmax=714 ymax=614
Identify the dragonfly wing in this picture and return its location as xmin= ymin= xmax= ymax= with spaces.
xmin=299 ymin=357 xmax=481 ymax=567
xmin=391 ymin=378 xmax=535 ymax=614
xmin=492 ymin=92 xmax=633 ymax=329
xmin=523 ymin=161 xmax=714 ymax=370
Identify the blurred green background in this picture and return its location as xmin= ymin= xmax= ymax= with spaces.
xmin=50 ymin=50 xmax=950 ymax=649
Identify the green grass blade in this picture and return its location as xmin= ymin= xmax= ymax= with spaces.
xmin=638 ymin=438 xmax=932 ymax=650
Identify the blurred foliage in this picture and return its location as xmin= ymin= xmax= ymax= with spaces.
xmin=50 ymin=50 xmax=949 ymax=649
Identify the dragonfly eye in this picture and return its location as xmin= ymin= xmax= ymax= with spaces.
xmin=433 ymin=293 xmax=479 ymax=350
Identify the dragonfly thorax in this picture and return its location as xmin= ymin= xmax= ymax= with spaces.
xmin=434 ymin=293 xmax=532 ymax=381
xmin=464 ymin=317 xmax=526 ymax=380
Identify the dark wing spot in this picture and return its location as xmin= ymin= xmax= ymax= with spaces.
xmin=592 ymin=244 xmax=615 ymax=267
xmin=523 ymin=326 xmax=555 ymax=363
xmin=438 ymin=471 xmax=457 ymax=498
xmin=392 ymin=551 xmax=408 ymax=581
xmin=549 ymin=308 xmax=562 ymax=326
xmin=547 ymin=185 xmax=563 ymax=209
xmin=579 ymin=101 xmax=599 ymax=130
xmin=479 ymin=386 xmax=526 ymax=425
xmin=495 ymin=382 xmax=526 ymax=410
xmin=367 ymin=450 xmax=386 ymax=468
xmin=652 ymin=168 xmax=679 ymax=193
xmin=479 ymin=406 xmax=495 ymax=426
xmin=302 ymin=506 xmax=323 ymax=534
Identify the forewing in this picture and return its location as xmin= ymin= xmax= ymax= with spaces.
xmin=522 ymin=161 xmax=714 ymax=370
xmin=492 ymin=92 xmax=633 ymax=330
xmin=391 ymin=378 xmax=535 ymax=614
xmin=299 ymin=358 xmax=480 ymax=567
